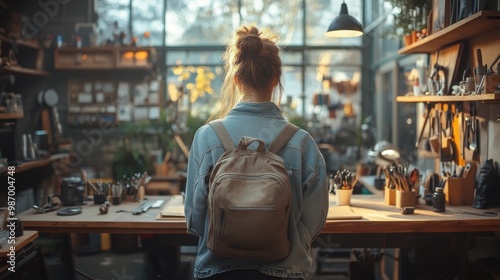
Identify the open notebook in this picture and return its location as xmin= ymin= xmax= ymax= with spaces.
xmin=327 ymin=205 xmax=362 ymax=220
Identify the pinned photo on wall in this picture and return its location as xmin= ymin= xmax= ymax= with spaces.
xmin=133 ymin=83 xmax=149 ymax=105
xmin=117 ymin=82 xmax=130 ymax=98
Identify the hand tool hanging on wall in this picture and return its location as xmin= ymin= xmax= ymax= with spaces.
xmin=463 ymin=103 xmax=480 ymax=162
xmin=487 ymin=53 xmax=500 ymax=75
xmin=439 ymin=105 xmax=454 ymax=163
xmin=415 ymin=103 xmax=433 ymax=150
xmin=469 ymin=103 xmax=478 ymax=152
xmin=476 ymin=48 xmax=483 ymax=71
xmin=447 ymin=106 xmax=459 ymax=176
xmin=456 ymin=103 xmax=465 ymax=161
xmin=428 ymin=109 xmax=440 ymax=154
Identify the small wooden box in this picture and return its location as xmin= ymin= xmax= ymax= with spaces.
xmin=444 ymin=162 xmax=477 ymax=205
xmin=484 ymin=75 xmax=500 ymax=93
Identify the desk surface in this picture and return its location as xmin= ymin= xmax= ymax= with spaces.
xmin=17 ymin=191 xmax=500 ymax=235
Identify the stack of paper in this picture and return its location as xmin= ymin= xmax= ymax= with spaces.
xmin=158 ymin=195 xmax=185 ymax=219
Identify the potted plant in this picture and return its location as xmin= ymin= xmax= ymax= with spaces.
xmin=111 ymin=113 xmax=176 ymax=180
xmin=385 ymin=0 xmax=431 ymax=45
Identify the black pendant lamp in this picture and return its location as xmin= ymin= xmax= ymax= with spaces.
xmin=326 ymin=1 xmax=363 ymax=38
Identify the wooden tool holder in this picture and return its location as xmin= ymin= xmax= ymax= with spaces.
xmin=396 ymin=190 xmax=416 ymax=208
xmin=484 ymin=75 xmax=500 ymax=93
xmin=385 ymin=188 xmax=396 ymax=205
xmin=444 ymin=162 xmax=477 ymax=205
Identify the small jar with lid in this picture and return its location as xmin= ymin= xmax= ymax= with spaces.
xmin=433 ymin=187 xmax=446 ymax=212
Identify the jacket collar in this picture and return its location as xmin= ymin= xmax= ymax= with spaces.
xmin=229 ymin=102 xmax=284 ymax=118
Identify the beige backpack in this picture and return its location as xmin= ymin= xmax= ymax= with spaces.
xmin=207 ymin=120 xmax=298 ymax=260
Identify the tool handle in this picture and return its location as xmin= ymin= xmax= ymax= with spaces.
xmin=476 ymin=49 xmax=483 ymax=70
xmin=489 ymin=53 xmax=500 ymax=74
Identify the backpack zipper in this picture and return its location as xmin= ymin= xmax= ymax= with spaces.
xmin=228 ymin=206 xmax=276 ymax=211
xmin=215 ymin=173 xmax=289 ymax=191
xmin=219 ymin=208 xmax=225 ymax=237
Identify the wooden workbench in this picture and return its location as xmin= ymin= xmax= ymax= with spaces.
xmin=16 ymin=193 xmax=500 ymax=235
xmin=15 ymin=192 xmax=500 ymax=280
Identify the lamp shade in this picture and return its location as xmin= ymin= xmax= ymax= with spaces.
xmin=368 ymin=141 xmax=408 ymax=167
xmin=326 ymin=2 xmax=363 ymax=38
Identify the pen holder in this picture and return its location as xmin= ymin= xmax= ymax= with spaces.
xmin=335 ymin=188 xmax=353 ymax=206
xmin=396 ymin=190 xmax=416 ymax=209
xmin=93 ymin=194 xmax=106 ymax=205
xmin=444 ymin=162 xmax=476 ymax=205
xmin=384 ymin=188 xmax=396 ymax=205
xmin=112 ymin=196 xmax=122 ymax=205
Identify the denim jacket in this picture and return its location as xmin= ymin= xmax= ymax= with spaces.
xmin=184 ymin=102 xmax=329 ymax=279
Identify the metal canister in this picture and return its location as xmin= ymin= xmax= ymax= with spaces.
xmin=433 ymin=187 xmax=446 ymax=212
xmin=61 ymin=177 xmax=85 ymax=206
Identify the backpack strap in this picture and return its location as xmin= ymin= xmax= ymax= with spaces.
xmin=209 ymin=120 xmax=234 ymax=151
xmin=210 ymin=120 xmax=298 ymax=153
xmin=268 ymin=123 xmax=299 ymax=154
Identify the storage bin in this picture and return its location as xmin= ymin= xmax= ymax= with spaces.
xmin=444 ymin=162 xmax=477 ymax=205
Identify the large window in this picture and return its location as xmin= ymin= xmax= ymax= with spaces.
xmin=95 ymin=0 xmax=363 ymax=120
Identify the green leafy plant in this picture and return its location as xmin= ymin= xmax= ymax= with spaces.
xmin=111 ymin=137 xmax=155 ymax=181
xmin=385 ymin=0 xmax=431 ymax=37
xmin=111 ymin=112 xmax=175 ymax=180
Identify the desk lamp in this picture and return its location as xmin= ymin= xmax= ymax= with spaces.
xmin=368 ymin=141 xmax=408 ymax=167
xmin=368 ymin=141 xmax=409 ymax=189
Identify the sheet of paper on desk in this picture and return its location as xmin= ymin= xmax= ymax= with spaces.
xmin=327 ymin=206 xmax=362 ymax=220
xmin=159 ymin=195 xmax=185 ymax=218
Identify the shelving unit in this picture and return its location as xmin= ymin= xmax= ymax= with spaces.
xmin=14 ymin=153 xmax=68 ymax=173
xmin=396 ymin=8 xmax=500 ymax=169
xmin=0 ymin=34 xmax=48 ymax=76
xmin=396 ymin=93 xmax=500 ymax=103
xmin=56 ymin=46 xmax=161 ymax=127
xmin=3 ymin=65 xmax=49 ymax=76
xmin=0 ymin=34 xmax=41 ymax=49
xmin=1 ymin=30 xmax=49 ymax=164
xmin=54 ymin=47 xmax=157 ymax=70
xmin=0 ymin=113 xmax=23 ymax=119
xmin=397 ymin=10 xmax=500 ymax=105
xmin=399 ymin=10 xmax=500 ymax=55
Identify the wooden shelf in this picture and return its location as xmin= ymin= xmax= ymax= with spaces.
xmin=0 ymin=231 xmax=38 ymax=257
xmin=14 ymin=153 xmax=68 ymax=173
xmin=4 ymin=65 xmax=49 ymax=76
xmin=0 ymin=34 xmax=41 ymax=50
xmin=399 ymin=10 xmax=500 ymax=54
xmin=0 ymin=113 xmax=23 ymax=119
xmin=396 ymin=93 xmax=500 ymax=103
xmin=54 ymin=47 xmax=156 ymax=70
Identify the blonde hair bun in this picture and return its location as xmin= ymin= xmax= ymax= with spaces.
xmin=235 ymin=26 xmax=263 ymax=62
xmin=210 ymin=24 xmax=282 ymax=120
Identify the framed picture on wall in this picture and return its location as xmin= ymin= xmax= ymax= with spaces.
xmin=75 ymin=23 xmax=97 ymax=47
xmin=432 ymin=0 xmax=451 ymax=33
